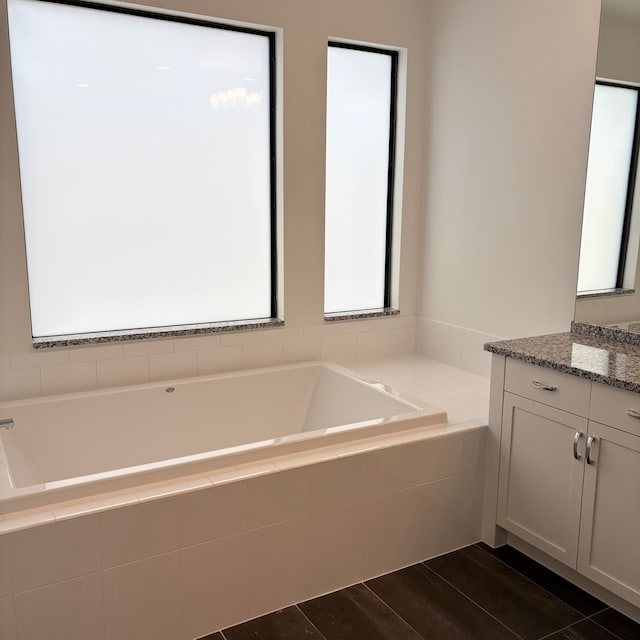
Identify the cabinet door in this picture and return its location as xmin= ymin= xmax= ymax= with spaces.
xmin=578 ymin=422 xmax=640 ymax=607
xmin=497 ymin=393 xmax=587 ymax=567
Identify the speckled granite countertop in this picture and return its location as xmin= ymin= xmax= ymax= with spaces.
xmin=485 ymin=330 xmax=640 ymax=393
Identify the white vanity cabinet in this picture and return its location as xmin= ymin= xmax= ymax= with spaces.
xmin=495 ymin=358 xmax=640 ymax=608
xmin=578 ymin=382 xmax=640 ymax=608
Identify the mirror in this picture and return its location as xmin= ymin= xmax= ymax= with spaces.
xmin=574 ymin=0 xmax=640 ymax=328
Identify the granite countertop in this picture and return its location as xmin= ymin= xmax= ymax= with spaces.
xmin=484 ymin=325 xmax=640 ymax=393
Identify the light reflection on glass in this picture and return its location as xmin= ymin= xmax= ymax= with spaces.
xmin=209 ymin=87 xmax=263 ymax=111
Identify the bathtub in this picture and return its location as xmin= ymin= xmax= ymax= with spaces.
xmin=0 ymin=361 xmax=447 ymax=519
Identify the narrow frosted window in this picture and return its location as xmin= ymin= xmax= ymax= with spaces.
xmin=324 ymin=44 xmax=397 ymax=314
xmin=8 ymin=0 xmax=275 ymax=339
xmin=577 ymin=83 xmax=638 ymax=293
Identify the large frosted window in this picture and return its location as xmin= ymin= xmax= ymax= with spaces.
xmin=324 ymin=43 xmax=397 ymax=314
xmin=577 ymin=82 xmax=639 ymax=293
xmin=8 ymin=0 xmax=276 ymax=340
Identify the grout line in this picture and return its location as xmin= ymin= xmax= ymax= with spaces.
xmin=360 ymin=579 xmax=428 ymax=640
xmin=587 ymin=610 xmax=629 ymax=640
xmin=471 ymin=543 xmax=598 ymax=620
xmin=420 ymin=562 xmax=529 ymax=640
xmin=295 ymin=603 xmax=330 ymax=640
xmin=536 ymin=618 xmax=589 ymax=640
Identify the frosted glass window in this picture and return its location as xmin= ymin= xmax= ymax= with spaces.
xmin=577 ymin=83 xmax=639 ymax=293
xmin=8 ymin=0 xmax=275 ymax=339
xmin=324 ymin=44 xmax=397 ymax=314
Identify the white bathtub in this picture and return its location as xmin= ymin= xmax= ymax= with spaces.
xmin=0 ymin=361 xmax=447 ymax=517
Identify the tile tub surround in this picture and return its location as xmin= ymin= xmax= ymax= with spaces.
xmin=0 ymin=426 xmax=486 ymax=640
xmin=485 ymin=330 xmax=640 ymax=393
xmin=0 ymin=315 xmax=418 ymax=402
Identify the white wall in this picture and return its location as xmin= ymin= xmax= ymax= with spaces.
xmin=597 ymin=11 xmax=640 ymax=84
xmin=0 ymin=0 xmax=604 ymax=397
xmin=418 ymin=0 xmax=601 ymax=353
xmin=0 ymin=0 xmax=429 ymax=401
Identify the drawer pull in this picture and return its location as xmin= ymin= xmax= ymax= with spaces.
xmin=586 ymin=436 xmax=597 ymax=465
xmin=573 ymin=431 xmax=583 ymax=460
xmin=627 ymin=409 xmax=640 ymax=420
xmin=532 ymin=380 xmax=557 ymax=392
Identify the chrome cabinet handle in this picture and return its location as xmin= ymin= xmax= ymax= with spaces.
xmin=573 ymin=431 xmax=583 ymax=460
xmin=627 ymin=409 xmax=640 ymax=419
xmin=586 ymin=436 xmax=597 ymax=465
xmin=532 ymin=380 xmax=557 ymax=392
xmin=0 ymin=418 xmax=13 ymax=430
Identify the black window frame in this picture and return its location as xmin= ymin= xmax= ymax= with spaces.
xmin=326 ymin=41 xmax=399 ymax=312
xmin=10 ymin=0 xmax=279 ymax=344
xmin=597 ymin=79 xmax=640 ymax=291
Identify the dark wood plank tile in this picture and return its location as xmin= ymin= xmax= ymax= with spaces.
xmin=544 ymin=619 xmax=620 ymax=640
xmin=197 ymin=633 xmax=224 ymax=640
xmin=366 ymin=563 xmax=518 ymax=640
xmin=298 ymin=583 xmax=423 ymax=640
xmin=476 ymin=543 xmax=607 ymax=616
xmin=591 ymin=608 xmax=640 ymax=640
xmin=426 ymin=545 xmax=582 ymax=640
xmin=222 ymin=607 xmax=325 ymax=640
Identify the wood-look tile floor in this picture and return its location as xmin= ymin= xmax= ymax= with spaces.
xmin=201 ymin=543 xmax=640 ymax=640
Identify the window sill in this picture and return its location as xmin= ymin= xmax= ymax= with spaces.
xmin=32 ymin=318 xmax=284 ymax=349
xmin=324 ymin=308 xmax=399 ymax=322
xmin=576 ymin=288 xmax=635 ymax=300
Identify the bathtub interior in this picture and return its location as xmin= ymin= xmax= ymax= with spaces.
xmin=0 ymin=362 xmax=437 ymax=494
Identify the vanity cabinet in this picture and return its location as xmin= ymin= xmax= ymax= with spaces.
xmin=495 ymin=358 xmax=640 ymax=608
xmin=577 ymin=421 xmax=640 ymax=606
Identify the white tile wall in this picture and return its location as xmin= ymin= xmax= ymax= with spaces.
xmin=306 ymin=501 xmax=369 ymax=596
xmin=11 ymin=350 xmax=69 ymax=370
xmin=415 ymin=317 xmax=503 ymax=378
xmin=0 ymin=595 xmax=16 ymax=640
xmin=0 ymin=427 xmax=485 ymax=639
xmin=148 ymin=350 xmax=198 ymax=382
xmin=97 ymin=356 xmax=149 ymax=388
xmin=357 ymin=330 xmax=391 ymax=360
xmin=41 ymin=361 xmax=97 ymax=395
xmin=13 ymin=573 xmax=105 ymax=640
xmin=123 ymin=339 xmax=174 ymax=357
xmin=99 ymin=498 xmax=180 ymax=568
xmin=0 ymin=534 xmax=12 ymax=597
xmin=390 ymin=327 xmax=416 ymax=354
xmin=180 ymin=533 xmax=249 ymax=639
xmin=363 ymin=444 xmax=418 ymax=497
xmin=308 ymin=455 xmax=368 ymax=511
xmin=247 ymin=467 xmax=310 ymax=528
xmin=321 ymin=333 xmax=358 ymax=363
xmin=0 ymin=355 xmax=11 ymax=371
xmin=242 ymin=340 xmax=284 ymax=369
xmin=69 ymin=344 xmax=124 ymax=364
xmin=177 ymin=482 xmax=247 ymax=547
xmin=0 ymin=368 xmax=41 ymax=401
xmin=220 ymin=330 xmax=264 ymax=347
xmin=0 ymin=317 xmax=425 ymax=402
xmin=282 ymin=336 xmax=323 ymax=363
xmin=197 ymin=345 xmax=242 ymax=375
xmin=8 ymin=515 xmax=101 ymax=593
xmin=103 ymin=553 xmax=181 ymax=640
xmin=248 ymin=517 xmax=311 ymax=617
xmin=416 ymin=433 xmax=465 ymax=484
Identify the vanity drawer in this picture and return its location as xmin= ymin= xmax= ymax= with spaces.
xmin=504 ymin=358 xmax=591 ymax=416
xmin=590 ymin=383 xmax=640 ymax=437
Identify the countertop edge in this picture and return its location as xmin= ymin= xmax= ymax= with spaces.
xmin=484 ymin=340 xmax=640 ymax=394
